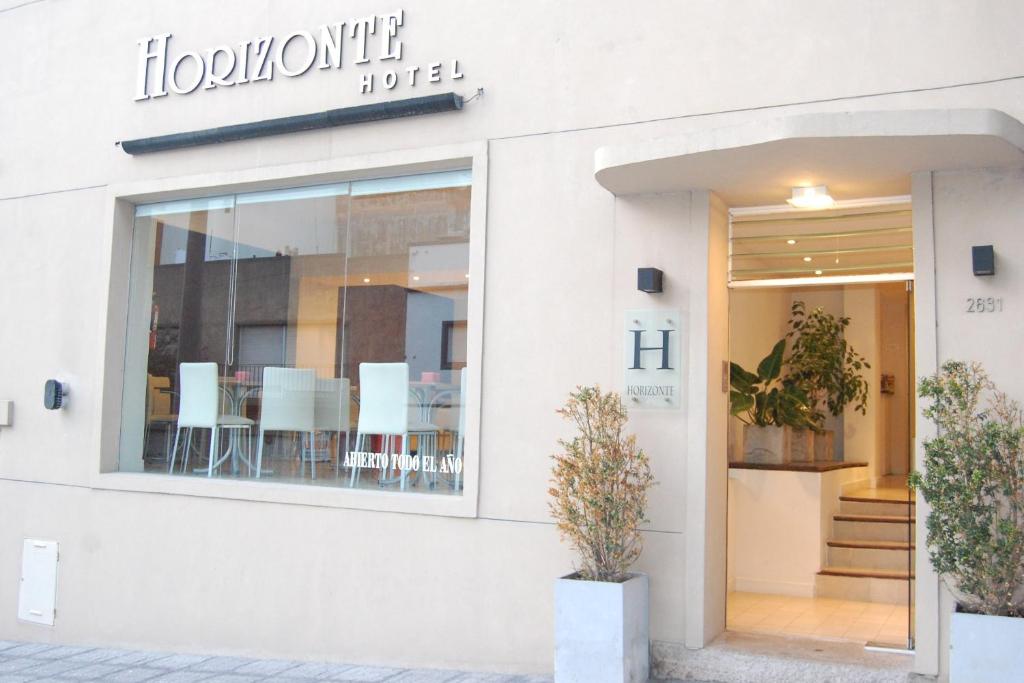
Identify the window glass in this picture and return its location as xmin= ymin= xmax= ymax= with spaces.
xmin=120 ymin=172 xmax=471 ymax=496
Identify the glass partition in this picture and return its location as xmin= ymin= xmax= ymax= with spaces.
xmin=119 ymin=170 xmax=472 ymax=496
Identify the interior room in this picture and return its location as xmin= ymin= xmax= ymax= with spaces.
xmin=724 ymin=195 xmax=916 ymax=649
xmin=119 ymin=170 xmax=472 ymax=494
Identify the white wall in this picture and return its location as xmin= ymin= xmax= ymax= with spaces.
xmin=727 ymin=288 xmax=790 ymax=460
xmin=728 ymin=467 xmax=860 ymax=597
xmin=923 ymin=166 xmax=1024 ymax=679
xmin=842 ymin=287 xmax=882 ymax=481
xmin=3 ymin=0 xmax=1024 ymax=676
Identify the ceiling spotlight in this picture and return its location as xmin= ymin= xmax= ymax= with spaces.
xmin=803 ymin=256 xmax=813 ymax=262
xmin=464 ymin=273 xmax=470 ymax=278
xmin=815 ymin=269 xmax=823 ymax=275
xmin=362 ymin=277 xmax=370 ymax=283
xmin=786 ymin=239 xmax=797 ymax=245
xmin=412 ymin=275 xmax=420 ymax=281
xmin=787 ymin=185 xmax=835 ymax=210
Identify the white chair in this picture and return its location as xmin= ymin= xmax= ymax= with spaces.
xmin=255 ymin=367 xmax=316 ymax=479
xmin=350 ymin=362 xmax=439 ymax=491
xmin=312 ymin=377 xmax=351 ymax=478
xmin=168 ymin=362 xmax=254 ymax=477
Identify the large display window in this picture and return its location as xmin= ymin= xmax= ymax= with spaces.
xmin=119 ymin=170 xmax=471 ymax=496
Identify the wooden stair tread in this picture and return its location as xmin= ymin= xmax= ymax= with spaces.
xmin=834 ymin=513 xmax=916 ymax=524
xmin=819 ymin=567 xmax=915 ymax=580
xmin=839 ymin=495 xmax=915 ymax=505
xmin=827 ymin=539 xmax=915 ymax=550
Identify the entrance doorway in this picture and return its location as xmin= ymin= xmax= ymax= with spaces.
xmin=724 ymin=199 xmax=915 ymax=650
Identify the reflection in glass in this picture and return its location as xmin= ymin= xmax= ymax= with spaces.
xmin=120 ymin=171 xmax=471 ymax=496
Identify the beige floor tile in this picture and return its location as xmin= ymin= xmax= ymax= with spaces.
xmin=844 ymin=623 xmax=883 ymax=640
xmin=814 ymin=622 xmax=853 ymax=638
xmin=758 ymin=614 xmax=798 ymax=627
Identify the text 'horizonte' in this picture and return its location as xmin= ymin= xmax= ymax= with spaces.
xmin=134 ymin=9 xmax=464 ymax=100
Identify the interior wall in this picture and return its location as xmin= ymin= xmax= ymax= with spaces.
xmin=842 ymin=286 xmax=883 ymax=483
xmin=878 ymin=283 xmax=911 ymax=476
xmin=727 ymin=288 xmax=790 ymax=460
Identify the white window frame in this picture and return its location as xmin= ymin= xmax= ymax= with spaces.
xmin=92 ymin=142 xmax=487 ymax=518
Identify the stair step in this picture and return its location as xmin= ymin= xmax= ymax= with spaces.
xmin=834 ymin=513 xmax=915 ymax=524
xmin=839 ymin=500 xmax=917 ymax=516
xmin=839 ymin=495 xmax=914 ymax=505
xmin=815 ymin=573 xmax=912 ymax=603
xmin=818 ymin=567 xmax=915 ymax=580
xmin=827 ymin=540 xmax=915 ymax=551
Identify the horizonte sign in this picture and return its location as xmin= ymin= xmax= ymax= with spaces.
xmin=134 ymin=9 xmax=464 ymax=101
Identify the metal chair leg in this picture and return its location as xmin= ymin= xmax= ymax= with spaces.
xmin=169 ymin=427 xmax=182 ymax=474
xmin=207 ymin=427 xmax=219 ymax=477
xmin=255 ymin=429 xmax=265 ymax=478
xmin=349 ymin=433 xmax=362 ymax=488
xmin=309 ymin=431 xmax=317 ymax=480
xmin=183 ymin=427 xmax=194 ymax=472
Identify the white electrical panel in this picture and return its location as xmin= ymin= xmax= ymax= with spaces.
xmin=18 ymin=539 xmax=58 ymax=626
xmin=0 ymin=400 xmax=11 ymax=426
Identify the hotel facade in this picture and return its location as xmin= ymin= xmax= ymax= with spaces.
xmin=3 ymin=2 xmax=1024 ymax=680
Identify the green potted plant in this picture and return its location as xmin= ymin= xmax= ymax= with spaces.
xmin=730 ymin=338 xmax=815 ymax=463
xmin=550 ymin=386 xmax=656 ymax=683
xmin=784 ymin=300 xmax=870 ymax=461
xmin=909 ymin=361 xmax=1024 ymax=681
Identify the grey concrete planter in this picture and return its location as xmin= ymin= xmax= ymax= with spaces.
xmin=814 ymin=429 xmax=835 ymax=461
xmin=742 ymin=424 xmax=786 ymax=464
xmin=950 ymin=610 xmax=1024 ymax=682
xmin=785 ymin=426 xmax=814 ymax=462
xmin=554 ymin=572 xmax=649 ymax=683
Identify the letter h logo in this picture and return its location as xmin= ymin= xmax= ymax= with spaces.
xmin=629 ymin=329 xmax=674 ymax=370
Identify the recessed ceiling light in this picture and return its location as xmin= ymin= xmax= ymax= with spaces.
xmin=412 ymin=275 xmax=420 ymax=281
xmin=787 ymin=239 xmax=797 ymax=245
xmin=815 ymin=269 xmax=823 ymax=275
xmin=362 ymin=277 xmax=370 ymax=283
xmin=464 ymin=273 xmax=470 ymax=278
xmin=787 ymin=185 xmax=835 ymax=210
xmin=803 ymin=256 xmax=813 ymax=262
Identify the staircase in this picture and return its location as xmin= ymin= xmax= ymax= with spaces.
xmin=815 ymin=491 xmax=915 ymax=604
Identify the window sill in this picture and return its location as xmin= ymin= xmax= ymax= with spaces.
xmin=90 ymin=471 xmax=477 ymax=518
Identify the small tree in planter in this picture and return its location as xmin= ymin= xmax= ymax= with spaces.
xmin=784 ymin=301 xmax=870 ymax=460
xmin=550 ymin=386 xmax=655 ymax=683
xmin=910 ymin=361 xmax=1024 ymax=680
xmin=730 ymin=338 xmax=816 ymax=462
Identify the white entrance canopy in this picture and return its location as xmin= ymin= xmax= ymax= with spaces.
xmin=595 ymin=109 xmax=1024 ymax=206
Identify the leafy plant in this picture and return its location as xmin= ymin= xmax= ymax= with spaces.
xmin=549 ymin=386 xmax=656 ymax=582
xmin=730 ymin=339 xmax=815 ymax=428
xmin=909 ymin=361 xmax=1024 ymax=617
xmin=784 ymin=301 xmax=870 ymax=425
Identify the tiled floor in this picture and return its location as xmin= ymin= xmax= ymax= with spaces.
xmin=0 ymin=641 xmax=550 ymax=683
xmin=727 ymin=591 xmax=912 ymax=647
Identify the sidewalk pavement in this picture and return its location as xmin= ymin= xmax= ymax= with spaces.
xmin=0 ymin=641 xmax=704 ymax=683
xmin=0 ymin=640 xmax=550 ymax=683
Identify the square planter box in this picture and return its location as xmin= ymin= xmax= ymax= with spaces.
xmin=555 ymin=573 xmax=649 ymax=683
xmin=950 ymin=610 xmax=1024 ymax=682
xmin=785 ymin=427 xmax=814 ymax=462
xmin=814 ymin=429 xmax=835 ymax=461
xmin=742 ymin=425 xmax=786 ymax=464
